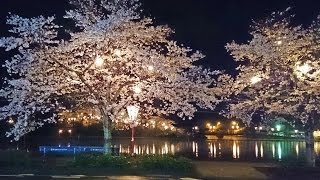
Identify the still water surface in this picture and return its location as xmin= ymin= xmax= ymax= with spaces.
xmin=5 ymin=136 xmax=320 ymax=163
xmin=111 ymin=138 xmax=309 ymax=162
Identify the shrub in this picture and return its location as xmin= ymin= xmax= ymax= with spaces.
xmin=73 ymin=154 xmax=193 ymax=173
xmin=95 ymin=155 xmax=129 ymax=169
xmin=73 ymin=154 xmax=97 ymax=167
xmin=0 ymin=150 xmax=31 ymax=168
xmin=74 ymin=154 xmax=129 ymax=169
xmin=137 ymin=155 xmax=193 ymax=172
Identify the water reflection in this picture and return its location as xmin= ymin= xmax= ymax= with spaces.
xmin=272 ymin=143 xmax=275 ymax=158
xmin=111 ymin=139 xmax=307 ymax=162
xmin=208 ymin=142 xmax=217 ymax=158
xmin=315 ymin=142 xmax=320 ymax=156
xmin=232 ymin=141 xmax=239 ymax=159
xmin=260 ymin=143 xmax=264 ymax=158
xmin=278 ymin=142 xmax=282 ymax=160
xmin=255 ymin=142 xmax=264 ymax=158
xmin=214 ymin=143 xmax=217 ymax=158
xmin=255 ymin=142 xmax=258 ymax=158
xmin=24 ymin=137 xmax=320 ymax=163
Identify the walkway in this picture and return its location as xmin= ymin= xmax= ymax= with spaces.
xmin=194 ymin=161 xmax=276 ymax=179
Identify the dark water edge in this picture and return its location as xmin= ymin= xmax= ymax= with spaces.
xmin=1 ymin=136 xmax=320 ymax=165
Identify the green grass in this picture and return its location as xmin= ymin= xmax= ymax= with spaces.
xmin=0 ymin=150 xmax=195 ymax=176
xmin=73 ymin=154 xmax=194 ymax=174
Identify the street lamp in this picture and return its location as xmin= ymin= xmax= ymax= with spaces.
xmin=58 ymin=129 xmax=63 ymax=136
xmin=127 ymin=105 xmax=139 ymax=142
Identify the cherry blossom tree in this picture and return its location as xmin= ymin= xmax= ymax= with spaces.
xmin=0 ymin=0 xmax=222 ymax=153
xmin=225 ymin=10 xmax=320 ymax=166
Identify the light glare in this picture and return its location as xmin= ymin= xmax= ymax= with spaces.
xmin=133 ymin=86 xmax=142 ymax=94
xmin=147 ymin=65 xmax=154 ymax=71
xmin=114 ymin=49 xmax=121 ymax=57
xmin=296 ymin=63 xmax=311 ymax=75
xmin=250 ymin=76 xmax=262 ymax=84
xmin=95 ymin=56 xmax=104 ymax=67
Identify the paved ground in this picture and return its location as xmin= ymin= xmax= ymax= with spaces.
xmin=2 ymin=161 xmax=319 ymax=179
xmin=0 ymin=161 xmax=273 ymax=179
xmin=194 ymin=161 xmax=276 ymax=179
xmin=0 ymin=175 xmax=200 ymax=180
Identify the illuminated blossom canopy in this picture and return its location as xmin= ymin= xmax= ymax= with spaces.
xmin=0 ymin=0 xmax=223 ymax=145
xmin=225 ymin=9 xmax=320 ymax=132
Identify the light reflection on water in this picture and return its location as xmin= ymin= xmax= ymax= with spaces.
xmin=272 ymin=143 xmax=275 ymax=158
xmin=12 ymin=137 xmax=320 ymax=162
xmin=232 ymin=141 xmax=239 ymax=159
xmin=278 ymin=142 xmax=282 ymax=160
xmin=103 ymin=139 xmax=320 ymax=162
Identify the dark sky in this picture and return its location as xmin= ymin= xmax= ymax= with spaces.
xmin=1 ymin=0 xmax=320 ymax=73
xmin=141 ymin=0 xmax=320 ymax=73
xmin=0 ymin=0 xmax=320 ymax=133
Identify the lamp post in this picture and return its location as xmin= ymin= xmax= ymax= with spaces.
xmin=127 ymin=105 xmax=139 ymax=154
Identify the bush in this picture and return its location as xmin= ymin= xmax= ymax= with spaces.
xmin=137 ymin=155 xmax=193 ymax=172
xmin=73 ymin=154 xmax=97 ymax=167
xmin=74 ymin=154 xmax=129 ymax=169
xmin=74 ymin=154 xmax=193 ymax=173
xmin=95 ymin=155 xmax=129 ymax=169
xmin=0 ymin=150 xmax=31 ymax=168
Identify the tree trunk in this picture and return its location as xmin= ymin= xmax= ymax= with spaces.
xmin=101 ymin=109 xmax=112 ymax=154
xmin=305 ymin=129 xmax=315 ymax=167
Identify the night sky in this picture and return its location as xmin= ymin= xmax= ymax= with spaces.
xmin=0 ymin=0 xmax=320 ymax=129
xmin=1 ymin=0 xmax=320 ymax=73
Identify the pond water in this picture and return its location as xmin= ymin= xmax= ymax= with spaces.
xmin=109 ymin=137 xmax=312 ymax=163
xmin=3 ymin=136 xmax=320 ymax=164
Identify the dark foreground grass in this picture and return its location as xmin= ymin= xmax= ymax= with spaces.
xmin=73 ymin=153 xmax=195 ymax=175
xmin=0 ymin=150 xmax=195 ymax=177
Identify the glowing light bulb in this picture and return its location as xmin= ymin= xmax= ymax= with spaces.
xmin=8 ymin=118 xmax=14 ymax=124
xmin=95 ymin=56 xmax=104 ymax=67
xmin=250 ymin=76 xmax=262 ymax=84
xmin=114 ymin=49 xmax=121 ymax=57
xmin=147 ymin=65 xmax=154 ymax=71
xmin=133 ymin=86 xmax=142 ymax=94
xmin=296 ymin=63 xmax=311 ymax=75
